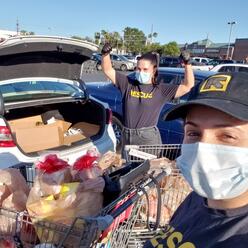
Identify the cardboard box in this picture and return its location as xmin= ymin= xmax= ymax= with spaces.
xmin=50 ymin=120 xmax=86 ymax=145
xmin=14 ymin=119 xmax=74 ymax=152
xmin=9 ymin=115 xmax=43 ymax=133
xmin=71 ymin=122 xmax=100 ymax=137
xmin=63 ymin=132 xmax=86 ymax=145
xmin=49 ymin=120 xmax=72 ymax=133
xmin=15 ymin=124 xmax=63 ymax=153
xmin=9 ymin=116 xmax=98 ymax=153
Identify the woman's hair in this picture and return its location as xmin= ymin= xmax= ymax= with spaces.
xmin=138 ymin=52 xmax=160 ymax=84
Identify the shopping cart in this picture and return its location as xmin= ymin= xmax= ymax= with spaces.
xmin=123 ymin=144 xmax=192 ymax=247
xmin=0 ymin=161 xmax=171 ymax=248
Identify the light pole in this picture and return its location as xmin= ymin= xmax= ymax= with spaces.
xmin=226 ymin=21 xmax=236 ymax=59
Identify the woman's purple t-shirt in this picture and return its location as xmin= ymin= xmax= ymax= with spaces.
xmin=115 ymin=72 xmax=178 ymax=129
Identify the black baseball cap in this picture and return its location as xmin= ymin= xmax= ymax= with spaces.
xmin=165 ymin=72 xmax=248 ymax=121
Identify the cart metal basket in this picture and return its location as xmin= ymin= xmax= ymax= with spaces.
xmin=124 ymin=144 xmax=192 ymax=247
xmin=0 ymin=161 xmax=170 ymax=248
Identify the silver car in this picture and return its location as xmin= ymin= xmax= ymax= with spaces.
xmin=0 ymin=35 xmax=116 ymax=167
xmin=110 ymin=54 xmax=136 ymax=71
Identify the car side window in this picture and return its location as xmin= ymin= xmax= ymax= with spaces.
xmin=157 ymin=73 xmax=179 ymax=85
xmin=238 ymin=67 xmax=248 ymax=73
xmin=112 ymin=55 xmax=118 ymax=61
xmin=219 ymin=66 xmax=235 ymax=72
xmin=171 ymin=77 xmax=204 ymax=104
xmin=181 ymin=77 xmax=202 ymax=85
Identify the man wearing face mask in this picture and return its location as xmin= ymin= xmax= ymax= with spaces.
xmin=144 ymin=72 xmax=248 ymax=247
xmin=101 ymin=43 xmax=194 ymax=148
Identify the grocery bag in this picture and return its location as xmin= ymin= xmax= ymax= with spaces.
xmin=0 ymin=168 xmax=30 ymax=235
xmin=27 ymin=153 xmax=105 ymax=247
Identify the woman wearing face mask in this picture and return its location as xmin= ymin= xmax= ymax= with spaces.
xmin=144 ymin=72 xmax=248 ymax=248
xmin=101 ymin=43 xmax=194 ymax=148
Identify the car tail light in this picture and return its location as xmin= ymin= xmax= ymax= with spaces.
xmin=106 ymin=109 xmax=113 ymax=124
xmin=0 ymin=126 xmax=16 ymax=147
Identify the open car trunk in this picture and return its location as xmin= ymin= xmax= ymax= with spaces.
xmin=4 ymin=99 xmax=106 ymax=154
xmin=0 ymin=36 xmax=99 ymax=81
xmin=0 ymin=36 xmax=108 ymax=154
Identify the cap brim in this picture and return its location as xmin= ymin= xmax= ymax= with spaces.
xmin=164 ymin=98 xmax=248 ymax=121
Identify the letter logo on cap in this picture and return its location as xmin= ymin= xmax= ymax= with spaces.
xmin=200 ymin=75 xmax=231 ymax=92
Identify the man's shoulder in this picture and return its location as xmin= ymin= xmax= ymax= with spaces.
xmin=185 ymin=191 xmax=204 ymax=206
xmin=169 ymin=191 xmax=203 ymax=222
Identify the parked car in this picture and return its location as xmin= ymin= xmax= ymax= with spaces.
xmin=217 ymin=59 xmax=236 ymax=64
xmin=91 ymin=53 xmax=136 ymax=71
xmin=86 ymin=68 xmax=216 ymax=151
xmin=122 ymin=54 xmax=141 ymax=64
xmin=91 ymin=53 xmax=103 ymax=70
xmin=211 ymin=63 xmax=248 ymax=73
xmin=110 ymin=54 xmax=136 ymax=71
xmin=0 ymin=36 xmax=116 ymax=167
xmin=191 ymin=60 xmax=213 ymax=71
xmin=159 ymin=56 xmax=182 ymax=67
xmin=191 ymin=57 xmax=211 ymax=64
xmin=206 ymin=59 xmax=220 ymax=67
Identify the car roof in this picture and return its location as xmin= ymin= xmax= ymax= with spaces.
xmin=214 ymin=63 xmax=248 ymax=67
xmin=158 ymin=67 xmax=216 ymax=77
xmin=192 ymin=56 xmax=210 ymax=59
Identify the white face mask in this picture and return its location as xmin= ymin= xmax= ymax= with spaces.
xmin=176 ymin=142 xmax=248 ymax=200
xmin=135 ymin=71 xmax=151 ymax=84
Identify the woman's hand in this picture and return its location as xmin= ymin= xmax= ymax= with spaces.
xmin=101 ymin=42 xmax=112 ymax=56
xmin=179 ymin=50 xmax=191 ymax=65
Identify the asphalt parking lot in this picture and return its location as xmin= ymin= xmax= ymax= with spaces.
xmin=81 ymin=71 xmax=108 ymax=82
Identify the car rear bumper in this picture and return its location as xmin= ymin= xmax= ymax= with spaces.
xmin=0 ymin=124 xmax=116 ymax=168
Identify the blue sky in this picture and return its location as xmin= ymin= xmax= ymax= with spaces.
xmin=1 ymin=0 xmax=247 ymax=44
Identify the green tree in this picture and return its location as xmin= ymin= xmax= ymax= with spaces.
xmin=123 ymin=27 xmax=146 ymax=54
xmin=144 ymin=43 xmax=164 ymax=55
xmin=100 ymin=30 xmax=122 ymax=52
xmin=162 ymin=41 xmax=180 ymax=56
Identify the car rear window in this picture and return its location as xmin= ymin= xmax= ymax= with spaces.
xmin=0 ymin=79 xmax=85 ymax=103
xmin=238 ymin=67 xmax=248 ymax=73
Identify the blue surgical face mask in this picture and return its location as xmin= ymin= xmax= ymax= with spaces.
xmin=135 ymin=71 xmax=151 ymax=84
xmin=176 ymin=142 xmax=248 ymax=200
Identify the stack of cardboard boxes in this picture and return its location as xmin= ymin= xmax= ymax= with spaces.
xmin=9 ymin=115 xmax=100 ymax=153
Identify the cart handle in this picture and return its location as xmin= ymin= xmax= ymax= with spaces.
xmin=108 ymin=167 xmax=171 ymax=220
xmin=57 ymin=167 xmax=171 ymax=247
